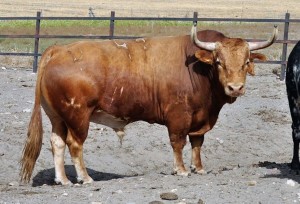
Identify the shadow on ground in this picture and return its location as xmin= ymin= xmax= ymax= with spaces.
xmin=32 ymin=165 xmax=134 ymax=187
xmin=257 ymin=161 xmax=300 ymax=183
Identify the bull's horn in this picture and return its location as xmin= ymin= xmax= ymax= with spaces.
xmin=248 ymin=26 xmax=278 ymax=51
xmin=191 ymin=24 xmax=216 ymax=51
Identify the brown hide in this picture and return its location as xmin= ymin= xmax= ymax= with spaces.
xmin=21 ymin=29 xmax=270 ymax=184
xmin=42 ymin=35 xmax=225 ymax=132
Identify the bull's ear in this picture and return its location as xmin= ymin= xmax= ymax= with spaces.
xmin=250 ymin=52 xmax=267 ymax=62
xmin=247 ymin=53 xmax=267 ymax=76
xmin=195 ymin=50 xmax=214 ymax=65
xmin=247 ymin=62 xmax=255 ymax=76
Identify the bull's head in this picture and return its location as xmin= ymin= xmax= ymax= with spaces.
xmin=191 ymin=25 xmax=278 ymax=97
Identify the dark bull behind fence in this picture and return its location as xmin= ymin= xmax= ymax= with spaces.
xmin=20 ymin=24 xmax=278 ymax=185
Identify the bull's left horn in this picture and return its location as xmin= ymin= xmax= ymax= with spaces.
xmin=248 ymin=26 xmax=278 ymax=51
xmin=191 ymin=24 xmax=216 ymax=51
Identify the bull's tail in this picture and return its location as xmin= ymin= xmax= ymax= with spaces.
xmin=20 ymin=48 xmax=52 ymax=183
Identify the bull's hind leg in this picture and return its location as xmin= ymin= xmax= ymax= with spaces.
xmin=50 ymin=120 xmax=71 ymax=185
xmin=66 ymin=121 xmax=93 ymax=184
xmin=189 ymin=135 xmax=206 ymax=174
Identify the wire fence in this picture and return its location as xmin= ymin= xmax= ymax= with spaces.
xmin=0 ymin=11 xmax=299 ymax=80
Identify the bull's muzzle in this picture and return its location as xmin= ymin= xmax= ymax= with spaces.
xmin=225 ymin=83 xmax=245 ymax=97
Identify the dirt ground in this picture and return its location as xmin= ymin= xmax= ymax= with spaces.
xmin=0 ymin=51 xmax=300 ymax=203
xmin=1 ymin=1 xmax=300 ymax=204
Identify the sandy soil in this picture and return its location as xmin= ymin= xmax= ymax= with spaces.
xmin=0 ymin=0 xmax=300 ymax=18
xmin=0 ymin=54 xmax=300 ymax=203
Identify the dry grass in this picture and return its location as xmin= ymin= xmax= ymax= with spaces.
xmin=1 ymin=0 xmax=300 ymax=18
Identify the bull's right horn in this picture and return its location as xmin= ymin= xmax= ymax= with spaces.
xmin=191 ymin=24 xmax=216 ymax=51
xmin=248 ymin=26 xmax=278 ymax=51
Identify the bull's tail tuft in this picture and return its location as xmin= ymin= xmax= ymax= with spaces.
xmin=20 ymin=103 xmax=43 ymax=182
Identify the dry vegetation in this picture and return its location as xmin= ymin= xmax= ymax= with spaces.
xmin=1 ymin=0 xmax=300 ymax=18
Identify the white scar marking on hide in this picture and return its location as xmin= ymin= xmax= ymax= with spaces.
xmin=120 ymin=87 xmax=124 ymax=96
xmin=62 ymin=97 xmax=81 ymax=108
xmin=71 ymin=50 xmax=83 ymax=62
xmin=135 ymin=38 xmax=146 ymax=43
xmin=135 ymin=38 xmax=147 ymax=49
xmin=114 ymin=41 xmax=128 ymax=49
xmin=128 ymin=54 xmax=132 ymax=60
xmin=70 ymin=98 xmax=75 ymax=105
xmin=110 ymin=87 xmax=118 ymax=106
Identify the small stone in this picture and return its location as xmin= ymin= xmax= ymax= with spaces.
xmin=8 ymin=181 xmax=19 ymax=186
xmin=248 ymin=180 xmax=257 ymax=186
xmin=198 ymin=198 xmax=205 ymax=204
xmin=287 ymin=179 xmax=296 ymax=187
xmin=22 ymin=108 xmax=31 ymax=113
xmin=149 ymin=201 xmax=164 ymax=204
xmin=1 ymin=67 xmax=6 ymax=70
xmin=112 ymin=189 xmax=123 ymax=194
xmin=160 ymin=192 xmax=178 ymax=200
xmin=62 ymin=192 xmax=68 ymax=196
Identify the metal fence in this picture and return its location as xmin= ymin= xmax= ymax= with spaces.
xmin=0 ymin=11 xmax=300 ymax=80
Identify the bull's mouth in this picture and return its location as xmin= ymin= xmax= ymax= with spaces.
xmin=226 ymin=92 xmax=244 ymax=98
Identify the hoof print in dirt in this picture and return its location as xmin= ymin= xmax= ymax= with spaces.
xmin=160 ymin=192 xmax=178 ymax=200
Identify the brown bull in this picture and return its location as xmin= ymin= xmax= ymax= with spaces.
xmin=20 ymin=25 xmax=278 ymax=184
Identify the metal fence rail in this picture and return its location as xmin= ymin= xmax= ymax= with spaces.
xmin=0 ymin=11 xmax=299 ymax=80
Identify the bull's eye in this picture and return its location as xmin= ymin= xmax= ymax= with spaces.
xmin=242 ymin=59 xmax=250 ymax=71
xmin=215 ymin=58 xmax=222 ymax=68
xmin=245 ymin=59 xmax=250 ymax=66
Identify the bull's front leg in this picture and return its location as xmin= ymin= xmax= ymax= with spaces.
xmin=169 ymin=133 xmax=190 ymax=176
xmin=189 ymin=135 xmax=206 ymax=174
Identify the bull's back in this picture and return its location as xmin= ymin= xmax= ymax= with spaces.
xmin=40 ymin=36 xmax=191 ymax=122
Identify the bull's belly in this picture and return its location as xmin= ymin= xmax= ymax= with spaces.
xmin=89 ymin=110 xmax=129 ymax=129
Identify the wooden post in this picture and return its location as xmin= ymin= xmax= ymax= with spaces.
xmin=109 ymin=11 xmax=115 ymax=39
xmin=33 ymin=11 xmax=41 ymax=73
xmin=280 ymin=12 xmax=290 ymax=80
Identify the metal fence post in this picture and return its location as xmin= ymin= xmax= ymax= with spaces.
xmin=280 ymin=12 xmax=290 ymax=80
xmin=193 ymin=11 xmax=198 ymax=25
xmin=33 ymin=11 xmax=41 ymax=73
xmin=109 ymin=11 xmax=115 ymax=39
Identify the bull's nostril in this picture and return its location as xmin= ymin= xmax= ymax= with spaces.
xmin=228 ymin=86 xmax=234 ymax=91
xmin=239 ymin=85 xmax=244 ymax=91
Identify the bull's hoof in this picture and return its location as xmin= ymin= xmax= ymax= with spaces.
xmin=190 ymin=165 xmax=207 ymax=175
xmin=77 ymin=176 xmax=94 ymax=184
xmin=54 ymin=178 xmax=72 ymax=186
xmin=195 ymin=169 xmax=207 ymax=175
xmin=172 ymin=170 xmax=191 ymax=176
